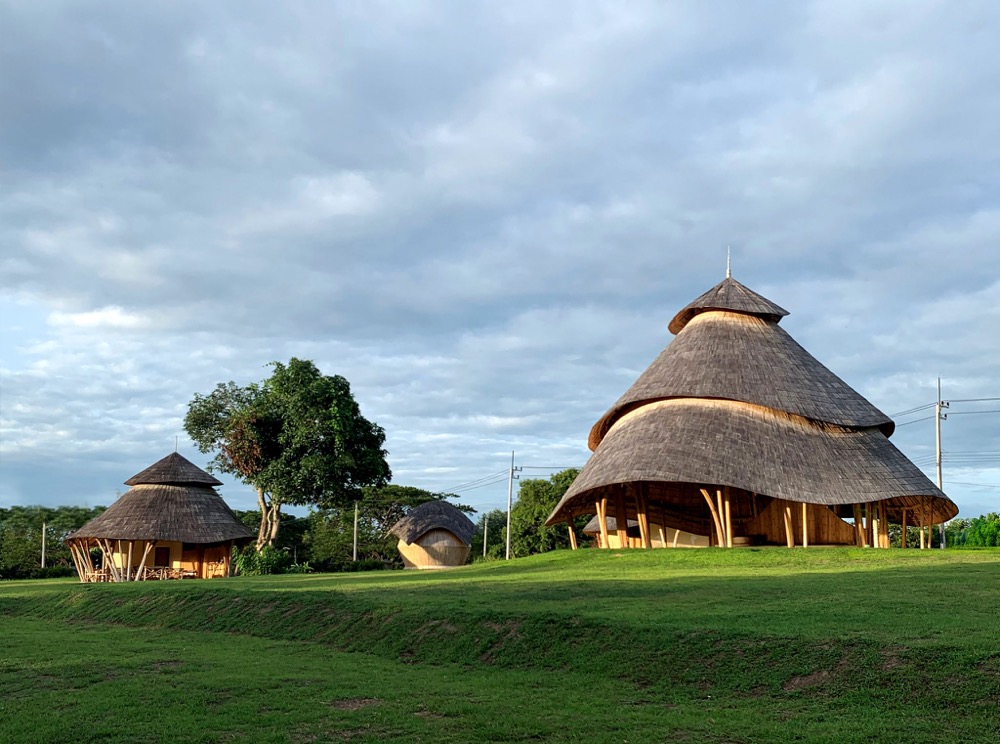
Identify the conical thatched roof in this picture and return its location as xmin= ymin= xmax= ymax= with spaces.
xmin=68 ymin=453 xmax=254 ymax=544
xmin=589 ymin=311 xmax=893 ymax=448
xmin=546 ymin=275 xmax=958 ymax=530
xmin=389 ymin=500 xmax=475 ymax=545
xmin=125 ymin=451 xmax=223 ymax=486
xmin=668 ymin=276 xmax=788 ymax=334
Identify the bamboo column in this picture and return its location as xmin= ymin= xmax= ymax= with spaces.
xmin=614 ymin=487 xmax=629 ymax=548
xmin=596 ymin=498 xmax=610 ymax=549
xmin=853 ymin=504 xmax=863 ymax=547
xmin=568 ymin=525 xmax=578 ymax=550
xmin=801 ymin=502 xmax=809 ymax=548
xmin=125 ymin=541 xmax=134 ymax=581
xmin=783 ymin=501 xmax=794 ymax=548
xmin=135 ymin=542 xmax=153 ymax=580
xmin=723 ymin=487 xmax=733 ymax=548
xmin=901 ymin=509 xmax=908 ymax=548
xmin=635 ymin=484 xmax=652 ymax=549
xmin=700 ymin=489 xmax=725 ymax=547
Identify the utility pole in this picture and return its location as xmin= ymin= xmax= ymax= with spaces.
xmin=41 ymin=521 xmax=46 ymax=568
xmin=483 ymin=515 xmax=488 ymax=557
xmin=505 ymin=451 xmax=521 ymax=560
xmin=935 ymin=377 xmax=949 ymax=549
xmin=352 ymin=501 xmax=359 ymax=561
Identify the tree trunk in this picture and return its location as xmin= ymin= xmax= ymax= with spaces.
xmin=255 ymin=491 xmax=283 ymax=551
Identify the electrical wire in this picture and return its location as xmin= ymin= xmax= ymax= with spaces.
xmin=895 ymin=415 xmax=935 ymax=427
xmin=890 ymin=403 xmax=936 ymax=418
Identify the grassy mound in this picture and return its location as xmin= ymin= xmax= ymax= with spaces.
xmin=2 ymin=548 xmax=999 ymax=742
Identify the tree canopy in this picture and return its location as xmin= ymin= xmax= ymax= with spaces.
xmin=509 ymin=469 xmax=587 ymax=557
xmin=184 ymin=358 xmax=391 ymax=548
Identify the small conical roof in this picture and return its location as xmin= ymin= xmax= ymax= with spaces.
xmin=389 ymin=500 xmax=475 ymax=545
xmin=668 ymin=276 xmax=788 ymax=334
xmin=125 ymin=452 xmax=223 ymax=486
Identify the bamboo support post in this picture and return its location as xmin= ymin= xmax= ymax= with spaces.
xmin=614 ymin=487 xmax=629 ymax=548
xmin=126 ymin=541 xmax=134 ymax=581
xmin=568 ymin=525 xmax=578 ymax=550
xmin=723 ymin=487 xmax=733 ymax=548
xmin=700 ymin=488 xmax=725 ymax=548
xmin=672 ymin=528 xmax=680 ymax=548
xmin=901 ymin=508 xmax=907 ymax=548
xmin=635 ymin=485 xmax=652 ymax=549
xmin=852 ymin=504 xmax=863 ymax=546
xmin=783 ymin=502 xmax=794 ymax=548
xmin=596 ymin=498 xmax=610 ymax=549
xmin=135 ymin=542 xmax=154 ymax=579
xmin=801 ymin=502 xmax=808 ymax=548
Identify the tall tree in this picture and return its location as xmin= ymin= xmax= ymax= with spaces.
xmin=184 ymin=358 xmax=391 ymax=549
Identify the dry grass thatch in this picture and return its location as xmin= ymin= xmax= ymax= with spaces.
xmin=549 ymin=398 xmax=957 ymax=527
xmin=389 ymin=500 xmax=475 ymax=546
xmin=67 ymin=453 xmax=254 ymax=544
xmin=590 ymin=311 xmax=893 ymax=449
xmin=547 ymin=275 xmax=957 ymax=533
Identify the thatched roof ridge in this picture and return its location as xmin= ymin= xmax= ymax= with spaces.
xmin=668 ymin=276 xmax=788 ymax=334
xmin=67 ymin=484 xmax=255 ymax=543
xmin=389 ymin=500 xmax=475 ymax=545
xmin=125 ymin=452 xmax=223 ymax=487
xmin=547 ymin=398 xmax=957 ymax=526
xmin=589 ymin=311 xmax=894 ymax=448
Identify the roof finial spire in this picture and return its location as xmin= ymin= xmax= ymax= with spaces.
xmin=726 ymin=246 xmax=731 ymax=278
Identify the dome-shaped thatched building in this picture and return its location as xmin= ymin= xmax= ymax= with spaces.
xmin=546 ymin=273 xmax=958 ymax=549
xmin=389 ymin=500 xmax=475 ymax=569
xmin=66 ymin=452 xmax=254 ymax=581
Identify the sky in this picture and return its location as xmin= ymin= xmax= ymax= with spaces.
xmin=2 ymin=1 xmax=1000 ymax=521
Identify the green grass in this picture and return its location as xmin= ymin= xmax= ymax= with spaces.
xmin=2 ymin=548 xmax=1000 ymax=742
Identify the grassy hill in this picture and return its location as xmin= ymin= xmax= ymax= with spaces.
xmin=2 ymin=548 xmax=999 ymax=742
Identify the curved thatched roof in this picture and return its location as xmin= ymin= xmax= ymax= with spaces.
xmin=548 ymin=398 xmax=957 ymax=526
xmin=67 ymin=453 xmax=253 ymax=544
xmin=668 ymin=276 xmax=788 ymax=334
xmin=389 ymin=500 xmax=475 ymax=546
xmin=589 ymin=311 xmax=893 ymax=448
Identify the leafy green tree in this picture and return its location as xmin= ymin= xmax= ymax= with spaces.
xmin=966 ymin=513 xmax=1000 ymax=547
xmin=509 ymin=469 xmax=588 ymax=557
xmin=0 ymin=505 xmax=106 ymax=579
xmin=184 ymin=358 xmax=391 ymax=549
xmin=470 ymin=508 xmax=507 ymax=560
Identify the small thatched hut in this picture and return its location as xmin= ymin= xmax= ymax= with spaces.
xmin=546 ymin=272 xmax=958 ymax=549
xmin=66 ymin=452 xmax=254 ymax=581
xmin=389 ymin=500 xmax=475 ymax=569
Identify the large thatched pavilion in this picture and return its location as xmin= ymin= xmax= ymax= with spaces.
xmin=389 ymin=501 xmax=475 ymax=569
xmin=546 ymin=272 xmax=958 ymax=549
xmin=66 ymin=452 xmax=254 ymax=581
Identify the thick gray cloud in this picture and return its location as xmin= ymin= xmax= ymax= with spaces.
xmin=2 ymin=1 xmax=1000 ymax=519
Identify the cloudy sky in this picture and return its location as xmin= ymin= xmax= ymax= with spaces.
xmin=3 ymin=1 xmax=1000 ymax=521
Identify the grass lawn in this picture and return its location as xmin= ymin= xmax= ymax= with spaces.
xmin=2 ymin=547 xmax=999 ymax=742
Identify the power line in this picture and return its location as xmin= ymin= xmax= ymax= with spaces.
xmin=444 ymin=470 xmax=508 ymax=492
xmin=947 ymin=410 xmax=1000 ymax=416
xmin=891 ymin=403 xmax=936 ymax=418
xmin=948 ymin=398 xmax=1000 ymax=403
xmin=896 ymin=415 xmax=935 ymax=427
xmin=450 ymin=475 xmax=509 ymax=494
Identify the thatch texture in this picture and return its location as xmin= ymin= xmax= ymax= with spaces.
xmin=389 ymin=500 xmax=475 ymax=546
xmin=68 ymin=453 xmax=253 ymax=544
xmin=125 ymin=452 xmax=223 ymax=486
xmin=546 ymin=274 xmax=958 ymax=540
xmin=550 ymin=398 xmax=957 ymax=526
xmin=668 ymin=276 xmax=788 ymax=334
xmin=590 ymin=311 xmax=893 ymax=449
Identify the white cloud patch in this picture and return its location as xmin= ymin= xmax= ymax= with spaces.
xmin=3 ymin=1 xmax=1000 ymax=517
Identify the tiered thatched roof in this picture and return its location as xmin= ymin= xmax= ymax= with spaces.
xmin=546 ymin=275 xmax=957 ymax=532
xmin=68 ymin=453 xmax=254 ymax=544
xmin=389 ymin=500 xmax=475 ymax=545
